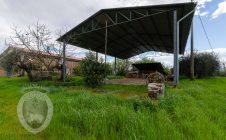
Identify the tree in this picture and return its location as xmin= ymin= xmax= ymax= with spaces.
xmin=80 ymin=52 xmax=108 ymax=88
xmin=134 ymin=57 xmax=155 ymax=64
xmin=115 ymin=59 xmax=127 ymax=76
xmin=0 ymin=46 xmax=36 ymax=80
xmin=11 ymin=21 xmax=61 ymax=70
xmin=6 ymin=21 xmax=63 ymax=81
xmin=180 ymin=52 xmax=220 ymax=78
xmin=0 ymin=47 xmax=18 ymax=77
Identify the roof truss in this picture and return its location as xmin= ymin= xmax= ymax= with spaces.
xmin=57 ymin=2 xmax=196 ymax=59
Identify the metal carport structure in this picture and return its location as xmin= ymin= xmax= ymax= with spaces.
xmin=57 ymin=2 xmax=196 ymax=86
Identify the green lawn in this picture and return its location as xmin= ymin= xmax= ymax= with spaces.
xmin=0 ymin=77 xmax=225 ymax=140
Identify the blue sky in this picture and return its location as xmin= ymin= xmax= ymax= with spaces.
xmin=193 ymin=0 xmax=226 ymax=51
xmin=0 ymin=0 xmax=226 ymax=66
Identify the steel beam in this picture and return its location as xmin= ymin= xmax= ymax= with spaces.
xmin=133 ymin=10 xmax=146 ymax=17
xmin=114 ymin=57 xmax=117 ymax=75
xmin=105 ymin=13 xmax=116 ymax=24
xmin=190 ymin=22 xmax=194 ymax=80
xmin=63 ymin=41 xmax=66 ymax=82
xmin=105 ymin=21 xmax=108 ymax=64
xmin=115 ymin=12 xmax=118 ymax=23
xmin=96 ymin=52 xmax=98 ymax=61
xmin=92 ymin=20 xmax=94 ymax=30
xmin=174 ymin=8 xmax=195 ymax=86
xmin=74 ymin=9 xmax=172 ymax=36
xmin=173 ymin=10 xmax=179 ymax=87
xmin=118 ymin=12 xmax=130 ymax=21
xmin=126 ymin=59 xmax=129 ymax=72
xmin=191 ymin=0 xmax=195 ymax=80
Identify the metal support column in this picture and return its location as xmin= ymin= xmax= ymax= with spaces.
xmin=173 ymin=10 xmax=179 ymax=87
xmin=114 ymin=57 xmax=117 ymax=75
xmin=125 ymin=59 xmax=129 ymax=73
xmin=174 ymin=8 xmax=195 ymax=86
xmin=190 ymin=22 xmax=194 ymax=80
xmin=63 ymin=41 xmax=66 ymax=82
xmin=105 ymin=21 xmax=108 ymax=64
xmin=96 ymin=52 xmax=98 ymax=61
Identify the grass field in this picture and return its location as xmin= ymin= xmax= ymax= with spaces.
xmin=0 ymin=77 xmax=225 ymax=140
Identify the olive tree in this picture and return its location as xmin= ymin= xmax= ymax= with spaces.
xmin=5 ymin=21 xmax=63 ymax=81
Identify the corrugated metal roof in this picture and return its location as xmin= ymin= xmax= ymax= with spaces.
xmin=57 ymin=2 xmax=196 ymax=59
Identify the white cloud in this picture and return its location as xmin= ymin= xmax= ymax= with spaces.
xmin=0 ymin=0 xmax=211 ymax=37
xmin=150 ymin=55 xmax=174 ymax=67
xmin=2 ymin=0 xmax=224 ymax=68
xmin=194 ymin=0 xmax=212 ymax=16
xmin=200 ymin=48 xmax=226 ymax=63
xmin=198 ymin=11 xmax=209 ymax=16
xmin=212 ymin=0 xmax=226 ymax=19
xmin=0 ymin=0 xmax=213 ymax=55
xmin=197 ymin=0 xmax=212 ymax=5
xmin=129 ymin=52 xmax=174 ymax=67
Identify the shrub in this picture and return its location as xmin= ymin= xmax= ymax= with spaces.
xmin=162 ymin=65 xmax=171 ymax=76
xmin=115 ymin=59 xmax=127 ymax=76
xmin=104 ymin=63 xmax=113 ymax=75
xmin=219 ymin=70 xmax=226 ymax=77
xmin=117 ymin=67 xmax=126 ymax=76
xmin=73 ymin=63 xmax=81 ymax=76
xmin=134 ymin=57 xmax=155 ymax=64
xmin=80 ymin=52 xmax=108 ymax=88
xmin=180 ymin=52 xmax=220 ymax=78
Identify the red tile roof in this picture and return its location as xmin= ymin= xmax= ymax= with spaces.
xmin=9 ymin=46 xmax=82 ymax=62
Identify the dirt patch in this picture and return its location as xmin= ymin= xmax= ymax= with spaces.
xmin=113 ymin=92 xmax=147 ymax=98
xmin=105 ymin=78 xmax=147 ymax=85
xmin=91 ymin=89 xmax=121 ymax=94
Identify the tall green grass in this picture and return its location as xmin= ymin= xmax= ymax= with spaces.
xmin=0 ymin=77 xmax=225 ymax=139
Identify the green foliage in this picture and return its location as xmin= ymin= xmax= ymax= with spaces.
xmin=134 ymin=57 xmax=170 ymax=76
xmin=134 ymin=57 xmax=156 ymax=64
xmin=104 ymin=63 xmax=113 ymax=75
xmin=162 ymin=65 xmax=171 ymax=76
xmin=0 ymin=53 xmax=15 ymax=71
xmin=115 ymin=59 xmax=127 ymax=76
xmin=219 ymin=70 xmax=226 ymax=77
xmin=180 ymin=52 xmax=220 ymax=78
xmin=73 ymin=63 xmax=81 ymax=76
xmin=80 ymin=52 xmax=108 ymax=88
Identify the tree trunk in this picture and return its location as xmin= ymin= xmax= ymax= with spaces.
xmin=26 ymin=70 xmax=34 ymax=81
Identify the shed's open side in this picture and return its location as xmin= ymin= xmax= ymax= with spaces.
xmin=57 ymin=2 xmax=197 ymax=86
xmin=57 ymin=2 xmax=196 ymax=59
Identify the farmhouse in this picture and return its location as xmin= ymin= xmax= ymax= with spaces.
xmin=0 ymin=46 xmax=82 ymax=77
xmin=0 ymin=68 xmax=5 ymax=76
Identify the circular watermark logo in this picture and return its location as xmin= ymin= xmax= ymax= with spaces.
xmin=17 ymin=87 xmax=53 ymax=134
